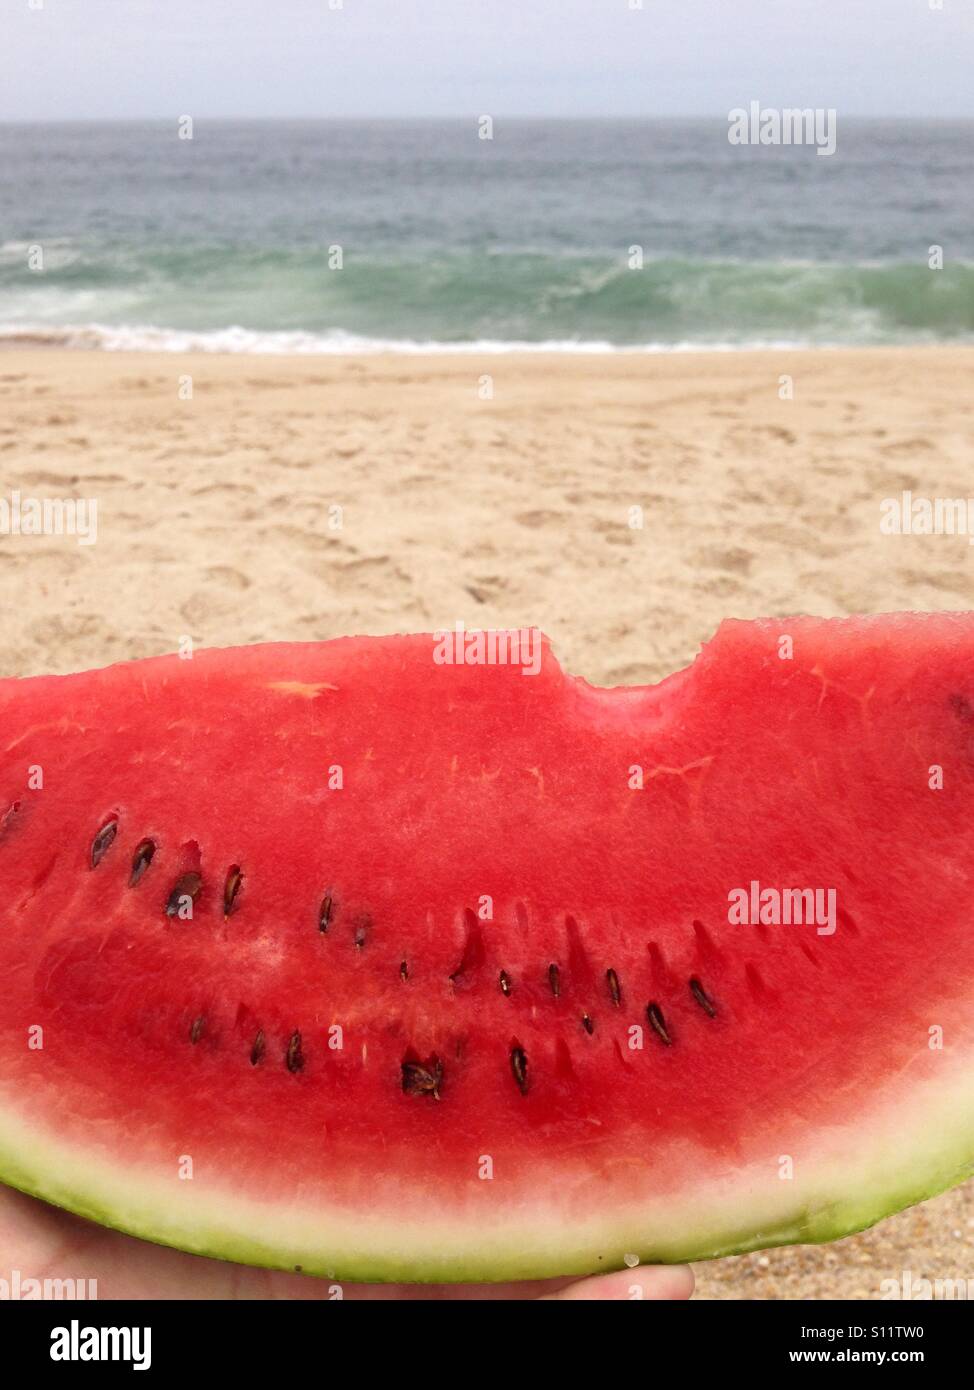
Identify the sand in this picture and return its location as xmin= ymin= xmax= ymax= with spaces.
xmin=2 ymin=345 xmax=973 ymax=1297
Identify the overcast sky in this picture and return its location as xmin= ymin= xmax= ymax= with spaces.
xmin=2 ymin=0 xmax=972 ymax=120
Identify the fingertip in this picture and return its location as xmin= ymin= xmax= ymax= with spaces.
xmin=541 ymin=1263 xmax=695 ymax=1301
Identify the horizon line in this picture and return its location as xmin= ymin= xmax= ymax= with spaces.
xmin=1 ymin=112 xmax=972 ymax=124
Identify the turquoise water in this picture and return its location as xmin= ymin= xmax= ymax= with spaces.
xmin=1 ymin=119 xmax=972 ymax=351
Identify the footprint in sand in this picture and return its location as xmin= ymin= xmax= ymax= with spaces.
xmin=693 ymin=545 xmax=754 ymax=576
xmin=514 ymin=510 xmax=567 ymax=529
xmin=463 ymin=575 xmax=507 ymax=605
xmin=897 ymin=568 xmax=974 ymax=597
xmin=19 ymin=469 xmax=80 ymax=487
xmin=206 ymin=566 xmax=252 ymax=591
xmin=607 ymin=664 xmax=660 ymax=685
xmin=880 ymin=438 xmax=935 ymax=457
xmin=190 ymin=482 xmax=258 ymax=498
xmin=727 ymin=424 xmax=797 ymax=448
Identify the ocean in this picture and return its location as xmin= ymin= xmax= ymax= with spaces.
xmin=1 ymin=118 xmax=972 ymax=352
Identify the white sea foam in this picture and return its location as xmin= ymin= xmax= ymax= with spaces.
xmin=0 ymin=321 xmax=854 ymax=356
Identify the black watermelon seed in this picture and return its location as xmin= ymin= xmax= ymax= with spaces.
xmin=581 ymin=1014 xmax=594 ymax=1035
xmin=250 ymin=1030 xmax=266 ymax=1066
xmin=510 ymin=1045 xmax=529 ymax=1095
xmin=401 ymin=1055 xmax=443 ymax=1100
xmin=165 ymin=872 xmax=202 ymax=917
xmin=689 ymin=976 xmax=717 ymax=1018
xmin=223 ymin=865 xmax=243 ymax=918
xmin=286 ymin=1031 xmax=304 ymax=1073
xmin=129 ymin=838 xmax=156 ymax=887
xmin=499 ymin=969 xmax=512 ymax=996
xmin=646 ymin=1002 xmax=672 ymax=1046
xmin=90 ymin=819 xmax=118 ymax=869
xmin=548 ymin=963 xmax=561 ymax=997
xmin=606 ymin=968 xmax=622 ymax=1007
xmin=189 ymin=1015 xmax=205 ymax=1044
xmin=319 ymin=895 xmax=333 ymax=932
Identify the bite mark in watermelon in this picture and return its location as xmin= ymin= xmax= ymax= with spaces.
xmin=1 ymin=615 xmax=974 ymax=1282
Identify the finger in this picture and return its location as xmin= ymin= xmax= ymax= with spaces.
xmin=539 ymin=1264 xmax=695 ymax=1301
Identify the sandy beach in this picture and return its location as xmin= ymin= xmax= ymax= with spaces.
xmin=2 ymin=344 xmax=973 ymax=1297
xmin=3 ymin=346 xmax=974 ymax=684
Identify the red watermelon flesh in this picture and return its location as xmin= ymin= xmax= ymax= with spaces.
xmin=1 ymin=615 xmax=974 ymax=1282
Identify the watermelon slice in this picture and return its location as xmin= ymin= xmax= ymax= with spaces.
xmin=2 ymin=615 xmax=974 ymax=1283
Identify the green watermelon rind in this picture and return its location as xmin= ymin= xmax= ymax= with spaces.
xmin=2 ymin=1104 xmax=972 ymax=1283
